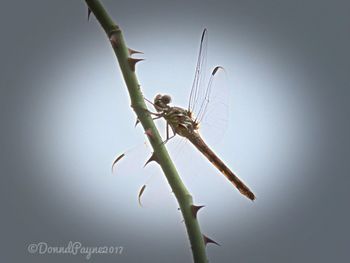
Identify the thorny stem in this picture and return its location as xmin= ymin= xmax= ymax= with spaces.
xmin=84 ymin=1 xmax=208 ymax=262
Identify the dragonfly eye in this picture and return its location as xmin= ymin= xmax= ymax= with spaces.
xmin=153 ymin=94 xmax=171 ymax=112
xmin=161 ymin=95 xmax=172 ymax=105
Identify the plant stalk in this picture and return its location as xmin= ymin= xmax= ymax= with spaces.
xmin=84 ymin=1 xmax=208 ymax=262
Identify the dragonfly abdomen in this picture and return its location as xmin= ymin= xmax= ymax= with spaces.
xmin=188 ymin=133 xmax=256 ymax=201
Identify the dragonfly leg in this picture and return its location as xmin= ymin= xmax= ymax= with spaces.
xmin=152 ymin=115 xmax=163 ymax=121
xmin=162 ymin=123 xmax=176 ymax=145
xmin=144 ymin=96 xmax=155 ymax=106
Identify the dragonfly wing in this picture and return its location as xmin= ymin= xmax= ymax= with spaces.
xmin=188 ymin=29 xmax=208 ymax=114
xmin=112 ymin=142 xmax=151 ymax=175
xmin=196 ymin=66 xmax=230 ymax=147
xmin=187 ymin=30 xmax=230 ymax=146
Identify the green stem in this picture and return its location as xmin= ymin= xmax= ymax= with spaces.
xmin=85 ymin=1 xmax=208 ymax=262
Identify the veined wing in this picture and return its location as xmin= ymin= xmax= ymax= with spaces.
xmin=188 ymin=29 xmax=230 ymax=145
xmin=188 ymin=29 xmax=208 ymax=115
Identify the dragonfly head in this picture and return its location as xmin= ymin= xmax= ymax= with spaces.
xmin=154 ymin=94 xmax=171 ymax=112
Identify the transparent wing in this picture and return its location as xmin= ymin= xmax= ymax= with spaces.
xmin=196 ymin=66 xmax=230 ymax=146
xmin=188 ymin=29 xmax=208 ymax=114
xmin=195 ymin=66 xmax=224 ymax=123
xmin=188 ymin=30 xmax=230 ymax=146
xmin=111 ymin=140 xmax=177 ymax=207
xmin=111 ymin=142 xmax=151 ymax=176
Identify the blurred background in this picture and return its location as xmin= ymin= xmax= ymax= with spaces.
xmin=1 ymin=0 xmax=349 ymax=262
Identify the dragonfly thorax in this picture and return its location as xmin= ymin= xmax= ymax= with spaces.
xmin=153 ymin=94 xmax=200 ymax=137
xmin=165 ymin=107 xmax=200 ymax=137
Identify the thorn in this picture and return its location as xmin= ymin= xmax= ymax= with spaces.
xmin=109 ymin=34 xmax=119 ymax=47
xmin=138 ymin=185 xmax=146 ymax=207
xmin=144 ymin=128 xmax=154 ymax=139
xmin=203 ymin=235 xmax=220 ymax=246
xmin=111 ymin=153 xmax=125 ymax=172
xmin=128 ymin=58 xmax=144 ymax=71
xmin=191 ymin=205 xmax=205 ymax=219
xmin=144 ymin=153 xmax=158 ymax=167
xmin=87 ymin=8 xmax=92 ymax=21
xmin=134 ymin=118 xmax=140 ymax=127
xmin=128 ymin=48 xmax=144 ymax=55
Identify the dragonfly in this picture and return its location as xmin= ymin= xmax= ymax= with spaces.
xmin=149 ymin=29 xmax=255 ymax=201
